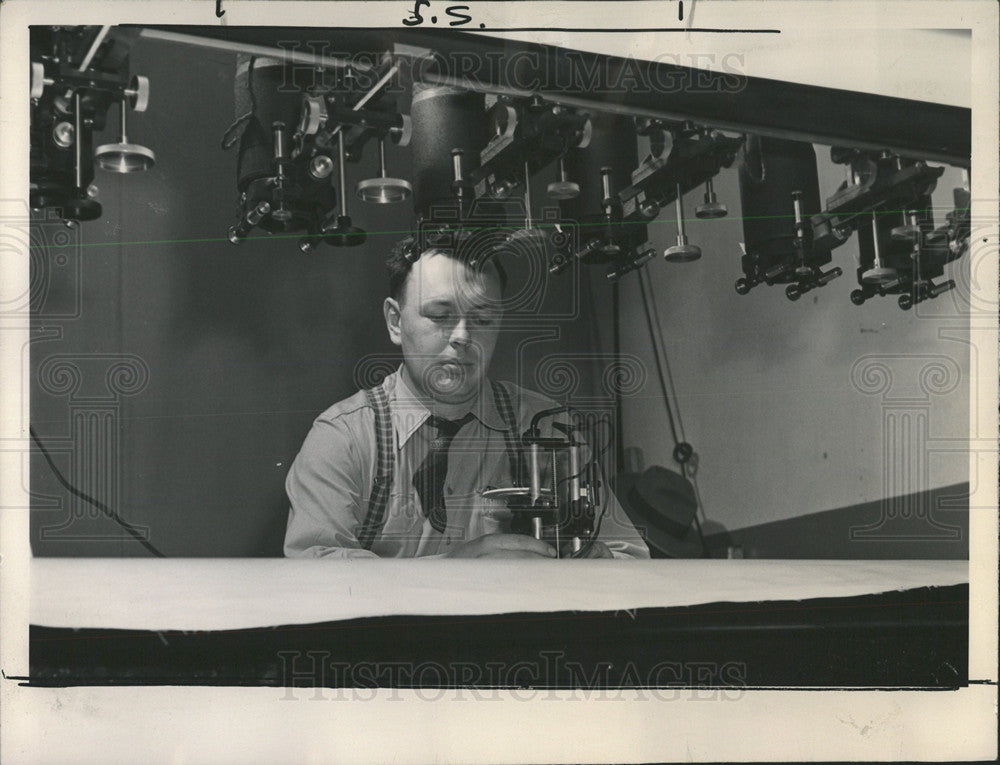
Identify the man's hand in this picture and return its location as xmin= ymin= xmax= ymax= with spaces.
xmin=575 ymin=540 xmax=614 ymax=559
xmin=443 ymin=533 xmax=557 ymax=559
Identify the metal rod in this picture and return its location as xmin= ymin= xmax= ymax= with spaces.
xmin=612 ymin=282 xmax=624 ymax=471
xmin=791 ymin=191 xmax=803 ymax=228
xmin=929 ymin=279 xmax=955 ymax=297
xmin=529 ymin=444 xmax=541 ymax=504
xmin=871 ymin=212 xmax=882 ymax=267
xmin=133 ymin=28 xmax=967 ymax=165
xmin=377 ymin=137 xmax=387 ymax=178
xmin=119 ymin=97 xmax=128 ymax=142
xmin=354 ymin=63 xmax=400 ymax=110
xmin=338 ymin=131 xmax=347 ymax=217
xmin=523 ymin=160 xmax=533 ymax=229
xmin=569 ymin=443 xmax=581 ymax=502
xmin=273 ymin=122 xmax=286 ymax=161
xmin=551 ymin=446 xmax=558 ymax=498
xmin=138 ymin=28 xmax=371 ymax=71
xmin=674 ymin=183 xmax=686 ymax=235
xmin=78 ymin=25 xmax=111 ymax=72
xmin=532 ymin=516 xmax=543 ymax=540
xmin=325 ymin=63 xmax=401 ymax=143
xmin=421 ymin=71 xmax=968 ymax=167
xmin=600 ymin=167 xmax=613 ymax=203
xmin=73 ymin=91 xmax=84 ymax=190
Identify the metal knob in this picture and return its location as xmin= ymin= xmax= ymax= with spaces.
xmin=891 ymin=210 xmax=922 ymax=242
xmin=547 ymin=157 xmax=580 ymax=200
xmin=600 ymin=166 xmax=614 ymax=208
xmin=95 ymin=96 xmax=155 ymax=173
xmin=606 ymin=248 xmax=655 ymax=281
xmin=548 ymin=253 xmax=571 ymax=276
xmin=664 ymin=183 xmax=702 ymax=262
xmin=928 ymin=279 xmax=955 ymax=298
xmin=861 ymin=211 xmax=897 ymax=285
xmin=450 ymin=148 xmax=472 ymax=201
xmin=695 ymin=178 xmax=727 ymax=219
xmin=791 ymin=191 xmax=812 ymax=278
xmin=228 ymin=201 xmax=271 ymax=244
xmin=356 ymin=136 xmax=412 ymax=204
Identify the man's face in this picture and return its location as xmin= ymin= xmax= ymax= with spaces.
xmin=384 ymin=252 xmax=503 ymax=405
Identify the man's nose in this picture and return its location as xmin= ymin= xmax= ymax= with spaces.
xmin=449 ymin=317 xmax=472 ymax=348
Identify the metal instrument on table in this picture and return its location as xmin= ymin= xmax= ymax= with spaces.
xmin=481 ymin=406 xmax=603 ymax=558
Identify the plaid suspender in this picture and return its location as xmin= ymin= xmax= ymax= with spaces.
xmin=357 ymin=381 xmax=394 ymax=550
xmin=359 ymin=379 xmax=524 ymax=549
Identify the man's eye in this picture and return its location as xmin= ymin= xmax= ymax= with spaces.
xmin=472 ymin=314 xmax=496 ymax=326
xmin=426 ymin=313 xmax=449 ymax=322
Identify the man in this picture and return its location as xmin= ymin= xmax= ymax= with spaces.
xmin=283 ymin=238 xmax=649 ymax=558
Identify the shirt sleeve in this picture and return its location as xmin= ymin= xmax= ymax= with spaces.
xmin=592 ymin=462 xmax=651 ymax=559
xmin=283 ymin=412 xmax=379 ymax=559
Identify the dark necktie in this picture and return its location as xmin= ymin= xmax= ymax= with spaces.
xmin=412 ymin=413 xmax=473 ymax=534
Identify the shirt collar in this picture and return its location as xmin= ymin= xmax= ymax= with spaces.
xmin=387 ymin=366 xmax=509 ymax=449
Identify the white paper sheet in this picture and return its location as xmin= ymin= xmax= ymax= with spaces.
xmin=30 ymin=558 xmax=968 ymax=632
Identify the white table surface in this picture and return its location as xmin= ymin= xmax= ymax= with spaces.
xmin=29 ymin=558 xmax=968 ymax=631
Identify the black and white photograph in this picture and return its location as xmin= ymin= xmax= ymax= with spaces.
xmin=1 ymin=1 xmax=997 ymax=762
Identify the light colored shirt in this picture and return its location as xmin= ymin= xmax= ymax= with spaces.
xmin=283 ymin=367 xmax=650 ymax=558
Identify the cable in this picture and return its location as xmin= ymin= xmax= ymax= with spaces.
xmin=642 ymin=269 xmax=689 ymax=445
xmin=29 ymin=426 xmax=166 ymax=558
xmin=553 ymin=417 xmax=612 ymax=496
xmin=637 ymin=269 xmax=681 ymax=446
xmin=635 ymin=269 xmax=712 ymax=558
xmin=691 ymin=510 xmax=711 ymax=558
xmin=568 ymin=494 xmax=608 ymax=559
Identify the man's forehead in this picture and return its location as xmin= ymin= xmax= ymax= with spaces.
xmin=406 ymin=251 xmax=503 ymax=305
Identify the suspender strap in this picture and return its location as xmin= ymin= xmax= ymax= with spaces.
xmin=358 ymin=381 xmax=394 ymax=550
xmin=361 ymin=379 xmax=522 ymax=549
xmin=491 ymin=380 xmax=525 ymax=487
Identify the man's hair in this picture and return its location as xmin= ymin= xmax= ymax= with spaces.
xmin=386 ymin=236 xmax=508 ymax=303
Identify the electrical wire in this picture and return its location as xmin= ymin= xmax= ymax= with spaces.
xmin=640 ymin=270 xmax=690 ymax=445
xmin=527 ymin=412 xmax=613 ymax=559
xmin=635 ymin=269 xmax=711 ymax=556
xmin=568 ymin=493 xmax=608 ymax=559
xmin=29 ymin=426 xmax=166 ymax=558
xmin=636 ymin=269 xmax=682 ymax=446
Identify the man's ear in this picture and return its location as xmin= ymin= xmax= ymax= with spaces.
xmin=383 ymin=297 xmax=402 ymax=346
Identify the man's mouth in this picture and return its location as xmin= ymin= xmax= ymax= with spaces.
xmin=426 ymin=361 xmax=474 ymax=394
